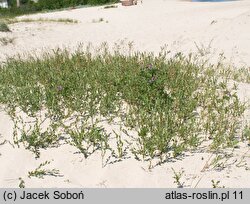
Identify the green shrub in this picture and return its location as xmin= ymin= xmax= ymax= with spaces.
xmin=0 ymin=4 xmax=40 ymax=18
xmin=0 ymin=22 xmax=11 ymax=32
xmin=88 ymin=0 xmax=117 ymax=5
xmin=0 ymin=0 xmax=118 ymax=18
xmin=36 ymin=0 xmax=117 ymax=10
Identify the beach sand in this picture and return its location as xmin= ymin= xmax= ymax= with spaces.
xmin=0 ymin=0 xmax=250 ymax=188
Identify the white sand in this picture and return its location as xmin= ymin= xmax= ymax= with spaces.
xmin=0 ymin=0 xmax=250 ymax=188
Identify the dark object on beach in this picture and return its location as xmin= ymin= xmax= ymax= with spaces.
xmin=121 ymin=0 xmax=135 ymax=6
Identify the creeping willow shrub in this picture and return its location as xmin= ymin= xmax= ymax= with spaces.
xmin=0 ymin=45 xmax=246 ymax=161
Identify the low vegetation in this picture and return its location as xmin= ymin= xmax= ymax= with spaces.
xmin=18 ymin=177 xmax=25 ymax=188
xmin=28 ymin=161 xmax=60 ymax=178
xmin=243 ymin=125 xmax=250 ymax=144
xmin=172 ymin=168 xmax=185 ymax=188
xmin=0 ymin=37 xmax=15 ymax=45
xmin=227 ymin=68 xmax=250 ymax=84
xmin=36 ymin=0 xmax=118 ymax=10
xmin=0 ymin=22 xmax=11 ymax=32
xmin=0 ymin=44 xmax=247 ymax=165
xmin=7 ymin=18 xmax=79 ymax=24
xmin=0 ymin=0 xmax=119 ymax=19
xmin=104 ymin=5 xmax=118 ymax=9
xmin=211 ymin=180 xmax=225 ymax=188
xmin=92 ymin=17 xmax=104 ymax=23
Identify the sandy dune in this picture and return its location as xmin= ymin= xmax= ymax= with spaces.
xmin=1 ymin=0 xmax=250 ymax=66
xmin=0 ymin=0 xmax=250 ymax=188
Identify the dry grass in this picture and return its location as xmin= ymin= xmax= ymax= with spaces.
xmin=6 ymin=18 xmax=79 ymax=24
xmin=0 ymin=37 xmax=15 ymax=46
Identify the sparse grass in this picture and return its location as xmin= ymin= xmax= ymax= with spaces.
xmin=104 ymin=5 xmax=118 ymax=9
xmin=7 ymin=18 xmax=78 ymax=24
xmin=19 ymin=120 xmax=60 ymax=158
xmin=28 ymin=161 xmax=60 ymax=179
xmin=18 ymin=177 xmax=25 ymax=188
xmin=217 ymin=66 xmax=250 ymax=84
xmin=172 ymin=168 xmax=185 ymax=188
xmin=211 ymin=180 xmax=225 ymax=188
xmin=0 ymin=37 xmax=15 ymax=46
xmin=0 ymin=22 xmax=11 ymax=32
xmin=242 ymin=125 xmax=250 ymax=145
xmin=0 ymin=44 xmax=247 ymax=164
xmin=231 ymin=68 xmax=250 ymax=84
xmin=92 ymin=18 xmax=104 ymax=23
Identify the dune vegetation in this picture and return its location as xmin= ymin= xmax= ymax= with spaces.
xmin=0 ymin=44 xmax=248 ymax=166
xmin=0 ymin=0 xmax=119 ymax=19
